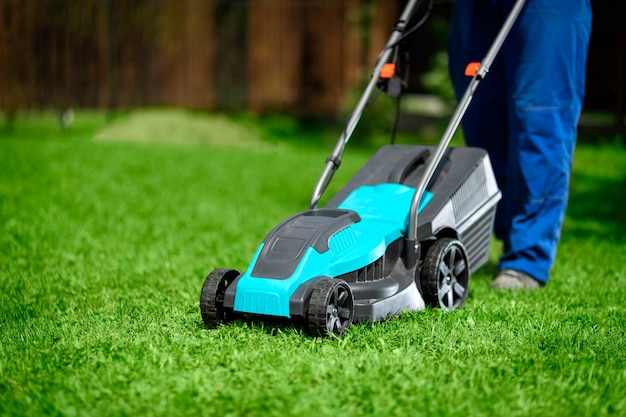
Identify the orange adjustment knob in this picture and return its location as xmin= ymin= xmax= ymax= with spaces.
xmin=465 ymin=62 xmax=481 ymax=77
xmin=380 ymin=63 xmax=396 ymax=79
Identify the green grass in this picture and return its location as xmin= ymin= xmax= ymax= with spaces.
xmin=1 ymin=110 xmax=625 ymax=416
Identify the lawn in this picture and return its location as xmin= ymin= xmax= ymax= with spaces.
xmin=1 ymin=110 xmax=625 ymax=416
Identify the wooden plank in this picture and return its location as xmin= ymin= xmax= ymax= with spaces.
xmin=247 ymin=0 xmax=303 ymax=112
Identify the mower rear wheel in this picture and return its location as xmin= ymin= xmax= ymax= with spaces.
xmin=307 ymin=278 xmax=354 ymax=337
xmin=420 ymin=238 xmax=469 ymax=310
xmin=200 ymin=268 xmax=239 ymax=328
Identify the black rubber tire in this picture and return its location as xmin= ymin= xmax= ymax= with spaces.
xmin=307 ymin=278 xmax=354 ymax=337
xmin=200 ymin=268 xmax=239 ymax=328
xmin=420 ymin=238 xmax=470 ymax=310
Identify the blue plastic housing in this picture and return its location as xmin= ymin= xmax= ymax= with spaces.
xmin=232 ymin=183 xmax=433 ymax=317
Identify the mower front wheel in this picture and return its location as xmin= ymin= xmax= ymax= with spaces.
xmin=420 ymin=238 xmax=470 ymax=311
xmin=307 ymin=278 xmax=354 ymax=337
xmin=200 ymin=268 xmax=239 ymax=328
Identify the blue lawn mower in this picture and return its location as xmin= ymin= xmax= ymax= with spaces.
xmin=200 ymin=0 xmax=526 ymax=336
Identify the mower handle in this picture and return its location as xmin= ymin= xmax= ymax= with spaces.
xmin=310 ymin=0 xmax=425 ymax=209
xmin=406 ymin=0 xmax=526 ymax=263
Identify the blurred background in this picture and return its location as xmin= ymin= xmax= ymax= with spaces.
xmin=0 ymin=0 xmax=623 ymax=133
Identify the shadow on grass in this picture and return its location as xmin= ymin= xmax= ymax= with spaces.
xmin=195 ymin=314 xmax=309 ymax=337
xmin=566 ymin=172 xmax=626 ymax=244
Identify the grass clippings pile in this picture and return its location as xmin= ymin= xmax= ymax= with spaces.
xmin=94 ymin=109 xmax=269 ymax=148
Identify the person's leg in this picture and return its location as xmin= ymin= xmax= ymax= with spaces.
xmin=498 ymin=0 xmax=592 ymax=283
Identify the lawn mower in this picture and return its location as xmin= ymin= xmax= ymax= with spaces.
xmin=200 ymin=0 xmax=527 ymax=336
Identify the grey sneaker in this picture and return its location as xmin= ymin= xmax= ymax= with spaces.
xmin=490 ymin=269 xmax=541 ymax=290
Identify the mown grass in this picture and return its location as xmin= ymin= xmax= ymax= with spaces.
xmin=1 ymin=110 xmax=625 ymax=417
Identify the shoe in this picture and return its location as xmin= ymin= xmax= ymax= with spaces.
xmin=490 ymin=269 xmax=541 ymax=290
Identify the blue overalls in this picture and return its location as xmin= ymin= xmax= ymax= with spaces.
xmin=448 ymin=0 xmax=592 ymax=282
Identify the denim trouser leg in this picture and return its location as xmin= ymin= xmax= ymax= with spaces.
xmin=448 ymin=0 xmax=592 ymax=282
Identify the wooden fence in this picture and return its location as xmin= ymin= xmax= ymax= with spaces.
xmin=0 ymin=0 xmax=401 ymax=117
xmin=0 ymin=0 xmax=624 ymax=125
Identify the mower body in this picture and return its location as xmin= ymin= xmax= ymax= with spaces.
xmin=218 ymin=145 xmax=500 ymax=326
